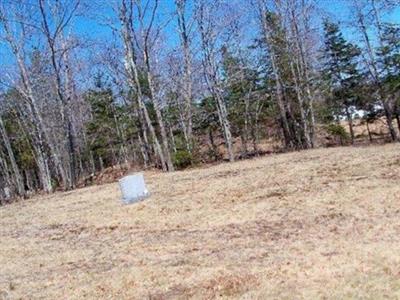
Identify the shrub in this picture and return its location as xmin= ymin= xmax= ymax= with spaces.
xmin=326 ymin=123 xmax=349 ymax=141
xmin=172 ymin=150 xmax=193 ymax=170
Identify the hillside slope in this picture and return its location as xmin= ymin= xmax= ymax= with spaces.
xmin=1 ymin=144 xmax=400 ymax=299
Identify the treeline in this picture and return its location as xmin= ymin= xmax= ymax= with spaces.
xmin=0 ymin=0 xmax=399 ymax=202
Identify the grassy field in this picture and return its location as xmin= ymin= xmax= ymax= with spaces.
xmin=1 ymin=144 xmax=400 ymax=299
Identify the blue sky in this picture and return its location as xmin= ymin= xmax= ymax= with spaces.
xmin=70 ymin=0 xmax=400 ymax=48
xmin=1 ymin=0 xmax=399 ymax=77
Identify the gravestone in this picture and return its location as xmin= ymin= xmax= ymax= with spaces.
xmin=3 ymin=187 xmax=10 ymax=200
xmin=119 ymin=173 xmax=150 ymax=204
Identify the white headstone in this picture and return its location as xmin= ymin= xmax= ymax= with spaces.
xmin=119 ymin=173 xmax=150 ymax=204
xmin=3 ymin=187 xmax=11 ymax=200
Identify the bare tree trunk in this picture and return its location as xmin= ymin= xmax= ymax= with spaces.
xmin=99 ymin=156 xmax=104 ymax=172
xmin=175 ymin=0 xmax=194 ymax=153
xmin=285 ymin=7 xmax=307 ymax=148
xmin=0 ymin=150 xmax=13 ymax=201
xmin=396 ymin=113 xmax=400 ymax=134
xmin=119 ymin=0 xmax=167 ymax=171
xmin=126 ymin=95 xmax=152 ymax=167
xmin=136 ymin=0 xmax=174 ymax=171
xmin=272 ymin=60 xmax=293 ymax=149
xmin=240 ymin=133 xmax=248 ymax=156
xmin=138 ymin=134 xmax=149 ymax=168
xmin=208 ymin=128 xmax=219 ymax=161
xmin=138 ymin=114 xmax=151 ymax=166
xmin=145 ymin=70 xmax=175 ymax=171
xmin=38 ymin=0 xmax=79 ymax=189
xmin=196 ymin=2 xmax=235 ymax=162
xmin=243 ymin=91 xmax=251 ymax=155
xmin=25 ymin=170 xmax=34 ymax=192
xmin=0 ymin=115 xmax=25 ymax=196
xmin=0 ymin=9 xmax=57 ymax=192
xmin=169 ymin=124 xmax=177 ymax=154
xmin=366 ymin=120 xmax=373 ymax=142
xmin=299 ymin=0 xmax=316 ymax=147
xmin=308 ymin=97 xmax=316 ymax=148
xmin=17 ymin=83 xmax=54 ymax=191
xmin=256 ymin=0 xmax=293 ymax=149
xmin=63 ymin=40 xmax=80 ymax=186
xmin=288 ymin=1 xmax=314 ymax=148
xmin=354 ymin=0 xmax=398 ymax=142
xmin=345 ymin=107 xmax=355 ymax=144
xmin=214 ymin=89 xmax=235 ymax=162
xmin=81 ymin=129 xmax=96 ymax=174
xmin=289 ymin=59 xmax=310 ymax=148
xmin=383 ymin=101 xmax=397 ymax=141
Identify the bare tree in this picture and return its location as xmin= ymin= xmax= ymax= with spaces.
xmin=0 ymin=111 xmax=25 ymax=197
xmin=286 ymin=0 xmax=317 ymax=148
xmin=0 ymin=3 xmax=61 ymax=192
xmin=135 ymin=0 xmax=175 ymax=171
xmin=38 ymin=0 xmax=82 ymax=188
xmin=175 ymin=0 xmax=194 ymax=153
xmin=118 ymin=0 xmax=169 ymax=171
xmin=352 ymin=0 xmax=398 ymax=141
xmin=195 ymin=0 xmax=235 ymax=162
xmin=254 ymin=0 xmax=295 ymax=148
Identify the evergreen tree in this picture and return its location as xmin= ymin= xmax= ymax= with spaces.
xmin=377 ymin=23 xmax=400 ymax=133
xmin=197 ymin=96 xmax=221 ymax=161
xmin=259 ymin=10 xmax=315 ymax=149
xmin=322 ymin=21 xmax=362 ymax=144
xmin=85 ymin=75 xmax=126 ymax=170
xmin=377 ymin=24 xmax=400 ymax=95
xmin=221 ymin=46 xmax=261 ymax=155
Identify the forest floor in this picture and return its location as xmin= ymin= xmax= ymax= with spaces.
xmin=1 ymin=143 xmax=400 ymax=299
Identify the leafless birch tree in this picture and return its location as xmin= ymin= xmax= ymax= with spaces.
xmin=195 ymin=0 xmax=235 ymax=162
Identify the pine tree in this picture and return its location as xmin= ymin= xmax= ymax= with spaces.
xmin=221 ymin=46 xmax=261 ymax=156
xmin=197 ymin=96 xmax=221 ymax=161
xmin=377 ymin=23 xmax=400 ymax=135
xmin=377 ymin=24 xmax=400 ymax=94
xmin=85 ymin=75 xmax=126 ymax=170
xmin=259 ymin=10 xmax=313 ymax=149
xmin=322 ymin=21 xmax=362 ymax=144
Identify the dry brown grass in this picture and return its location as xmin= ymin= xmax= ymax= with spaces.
xmin=344 ymin=117 xmax=400 ymax=140
xmin=1 ymin=144 xmax=400 ymax=299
